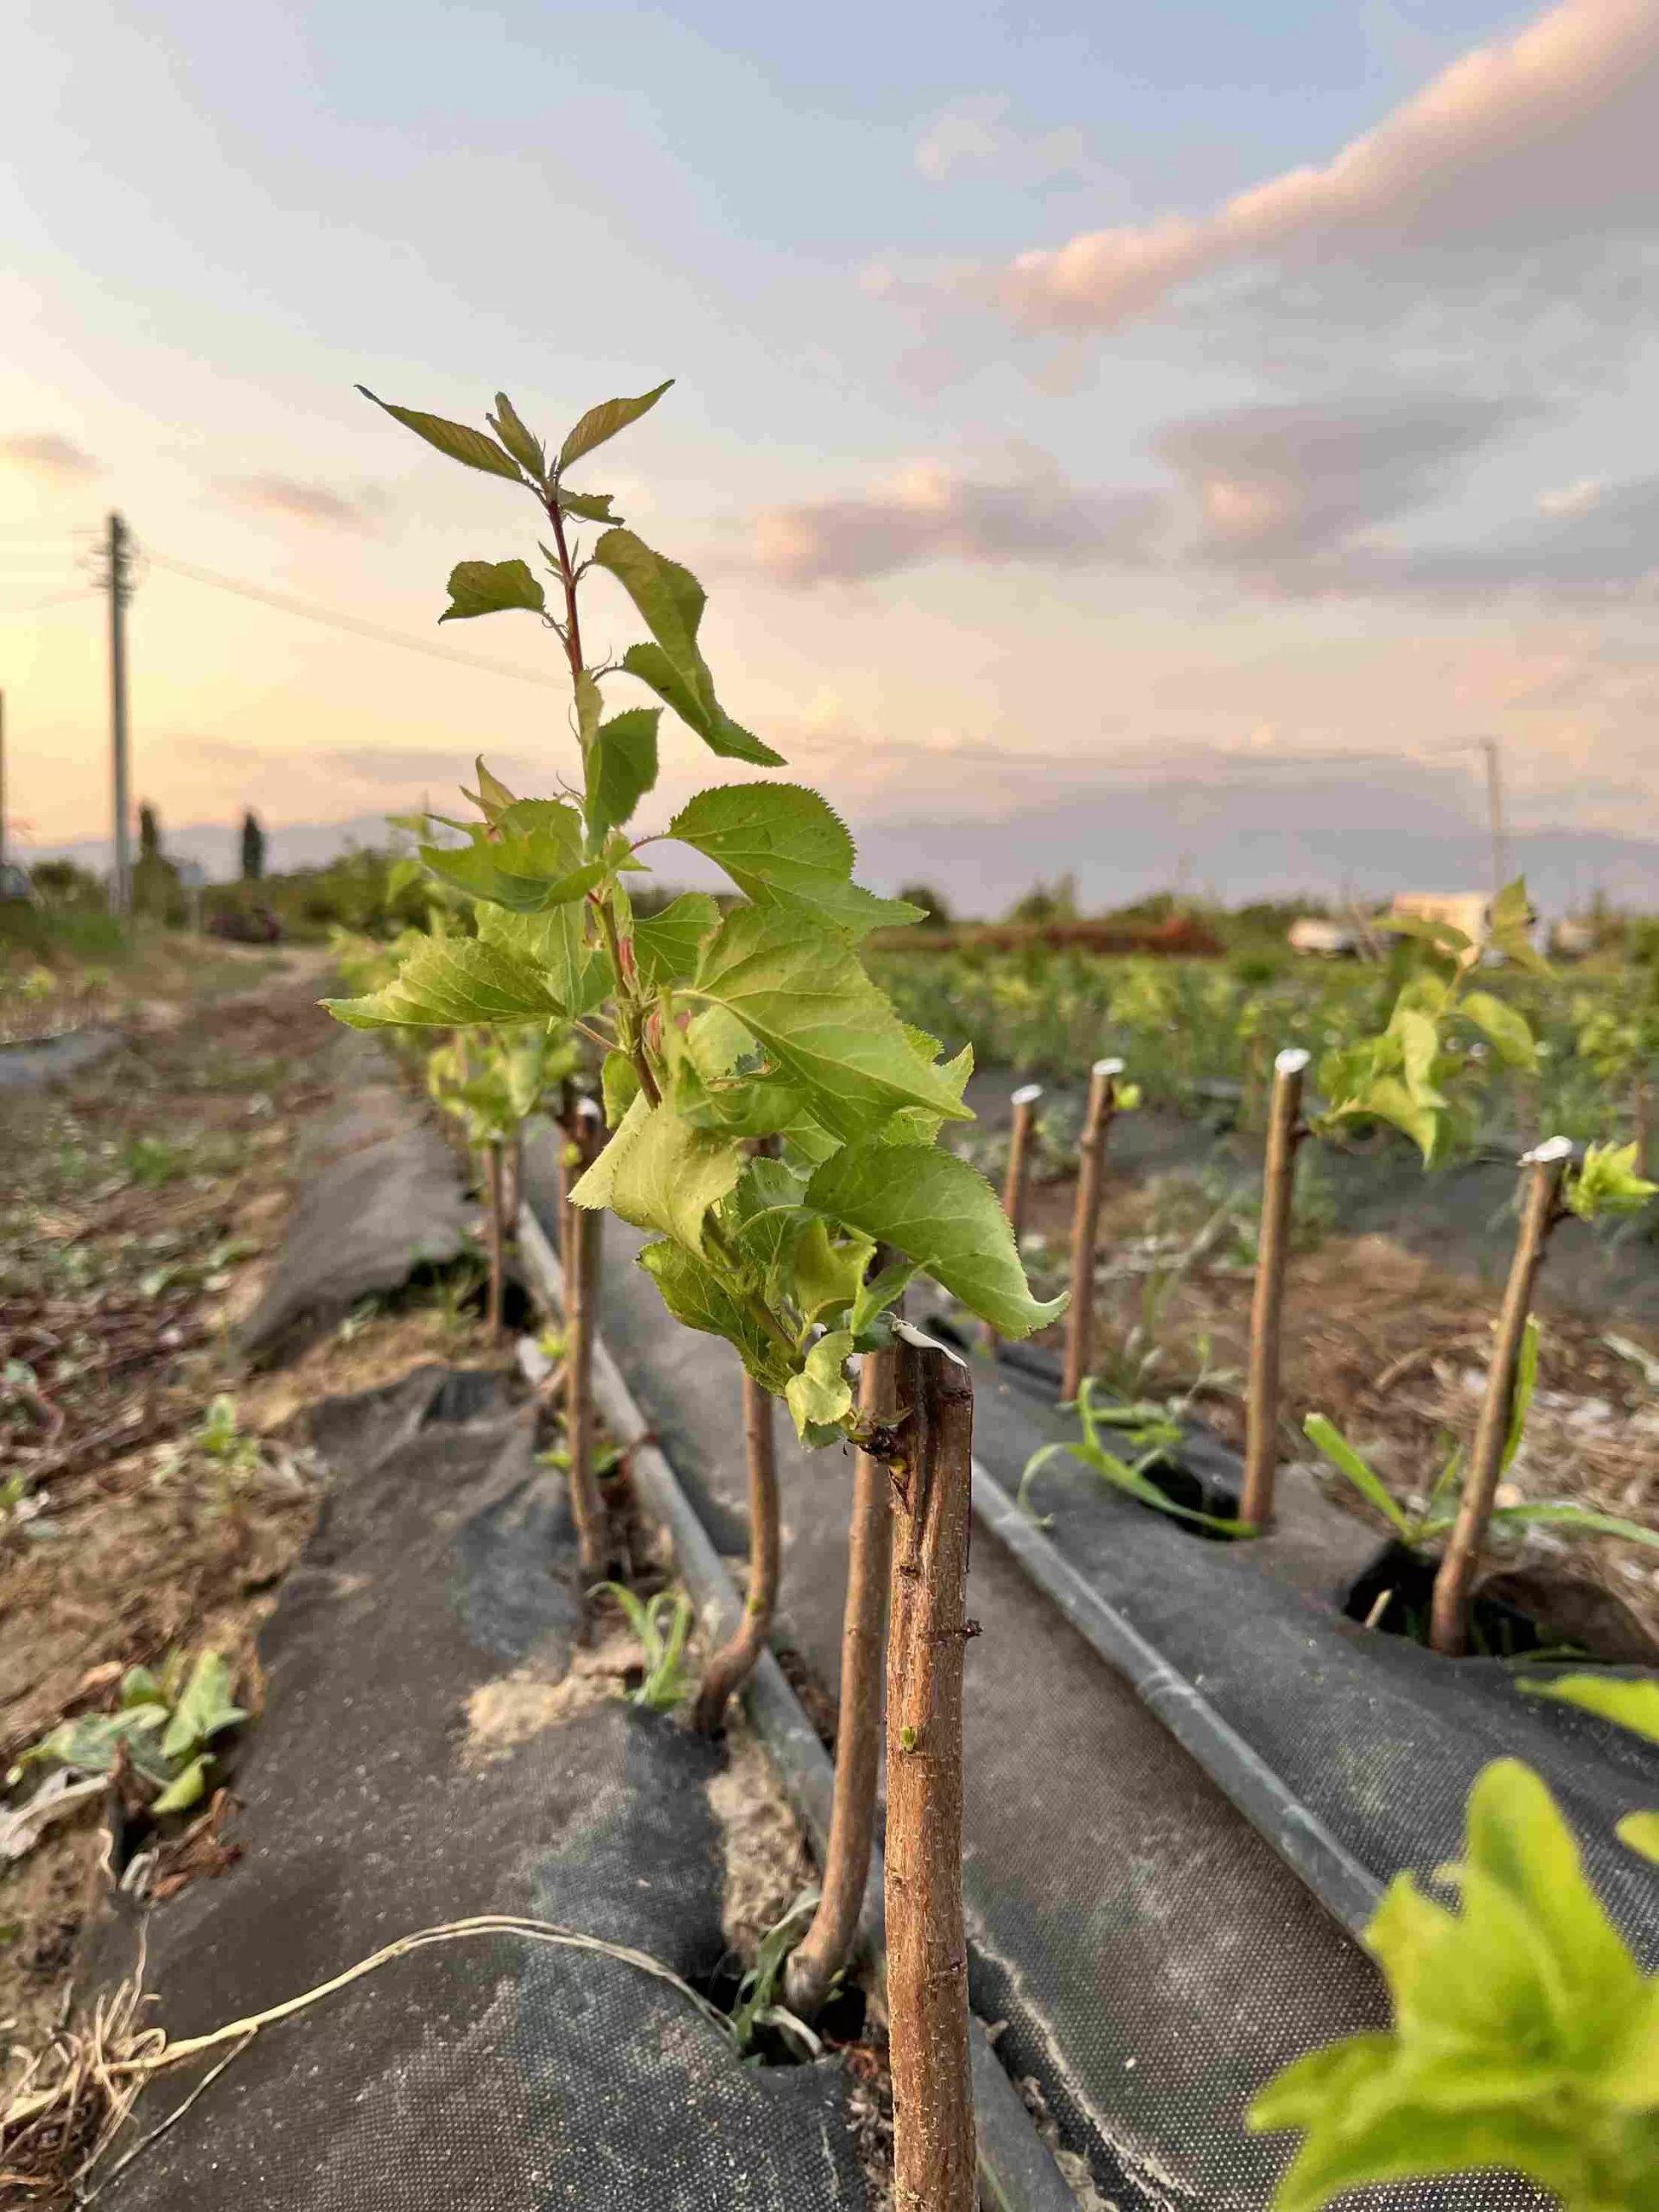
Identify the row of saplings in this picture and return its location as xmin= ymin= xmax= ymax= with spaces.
xmin=287 ymin=374 xmax=1659 ymax=2212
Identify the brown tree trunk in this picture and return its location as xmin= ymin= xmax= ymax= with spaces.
xmin=885 ymin=1330 xmax=976 ymax=2212
xmin=1240 ymin=1048 xmax=1308 ymax=1529
xmin=1061 ymin=1058 xmax=1121 ymax=1403
xmin=693 ymin=1372 xmax=779 ymax=1734
xmin=565 ymin=1102 xmax=607 ymax=1582
xmin=1429 ymin=1140 xmax=1567 ymax=1656
xmin=983 ymin=1084 xmax=1042 ymax=1357
xmin=785 ymin=1312 xmax=899 ymax=2018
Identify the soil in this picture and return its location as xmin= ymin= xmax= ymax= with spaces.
xmin=1004 ymin=1115 xmax=1659 ymax=1659
xmin=0 ymin=949 xmax=509 ymax=2059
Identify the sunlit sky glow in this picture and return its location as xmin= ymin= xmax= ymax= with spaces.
xmin=5 ymin=0 xmax=1659 ymax=897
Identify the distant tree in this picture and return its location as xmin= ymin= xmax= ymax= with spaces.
xmin=240 ymin=809 xmax=267 ymax=882
xmin=30 ymin=858 xmax=103 ymax=906
xmin=133 ymin=804 xmax=183 ymax=922
xmin=138 ymin=803 xmax=162 ymax=861
xmin=897 ymin=882 xmax=951 ymax=927
xmin=1006 ymin=874 xmax=1079 ymax=927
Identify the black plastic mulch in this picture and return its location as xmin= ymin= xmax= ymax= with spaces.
xmin=103 ymin=1365 xmax=872 ymax=2212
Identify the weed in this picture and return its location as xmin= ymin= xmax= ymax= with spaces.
xmin=8 ymin=1649 xmax=247 ymax=1819
xmin=589 ymin=1583 xmax=696 ymax=1712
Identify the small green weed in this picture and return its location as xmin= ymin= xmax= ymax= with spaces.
xmin=8 ymin=1649 xmax=247 ymax=1817
xmin=590 ymin=1584 xmax=696 ymax=1713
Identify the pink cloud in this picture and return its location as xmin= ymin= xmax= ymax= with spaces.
xmin=887 ymin=0 xmax=1659 ymax=334
xmin=0 ymin=432 xmax=102 ymax=480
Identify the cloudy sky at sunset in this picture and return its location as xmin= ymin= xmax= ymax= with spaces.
xmin=5 ymin=0 xmax=1659 ymax=899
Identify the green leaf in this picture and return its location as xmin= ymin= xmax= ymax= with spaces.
xmin=588 ymin=709 xmax=660 ymax=844
xmin=440 ymin=557 xmax=546 ymax=623
xmin=804 ymin=1141 xmax=1064 ymax=1340
xmin=161 ymin=1652 xmax=247 ymax=1763
xmin=637 ymin=1240 xmax=794 ymax=1395
xmin=594 ymin=1103 xmax=748 ymax=1257
xmin=459 ymin=756 xmax=518 ymax=823
xmin=594 ymin=529 xmax=784 ymax=766
xmin=687 ymin=906 xmax=973 ymax=1143
xmin=1519 ymin=1673 xmax=1659 ymax=1745
xmin=789 ymin=1223 xmax=874 ymax=1329
xmin=557 ymin=380 xmax=674 ymax=473
xmin=473 ymin=902 xmax=607 ymax=1020
xmin=849 ymin=1258 xmax=919 ymax=1342
xmin=1351 ymin=1073 xmax=1444 ymax=1163
xmin=419 ymin=799 xmax=606 ymax=915
xmin=1487 ymin=1502 xmax=1659 ymax=1551
xmin=1461 ymin=990 xmax=1539 ymax=1072
xmin=632 ymin=893 xmax=721 ymax=990
xmin=556 ymin=488 xmax=618 ymax=524
xmin=602 ymin=1051 xmax=640 ymax=1129
xmin=1391 ymin=1006 xmax=1445 ymax=1106
xmin=1567 ymin=1141 xmax=1658 ymax=1223
xmin=323 ymin=938 xmax=566 ymax=1029
xmin=1488 ymin=878 xmax=1552 ymax=977
xmin=150 ymin=1756 xmax=211 ymax=1816
xmin=667 ymin=783 xmax=923 ymax=939
xmin=1618 ymin=1811 xmax=1659 ymax=1864
xmin=486 ymin=392 xmax=546 ymax=481
xmin=785 ymin=1332 xmax=855 ymax=1440
xmin=880 ymin=1044 xmax=972 ymax=1148
xmin=358 ymin=387 xmax=523 ymax=480
xmin=1503 ymin=1315 xmax=1539 ymax=1474
xmin=1380 ymin=910 xmax=1472 ymax=957
xmin=622 ymin=640 xmax=784 ymax=765
xmin=1303 ymin=1414 xmax=1414 ymax=1540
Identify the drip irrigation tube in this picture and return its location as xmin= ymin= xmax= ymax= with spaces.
xmin=969 ymin=1459 xmax=1385 ymax=1938
xmin=515 ymin=1204 xmax=1079 ymax=2212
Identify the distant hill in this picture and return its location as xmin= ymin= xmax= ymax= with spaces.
xmin=21 ymin=770 xmax=1657 ymax=920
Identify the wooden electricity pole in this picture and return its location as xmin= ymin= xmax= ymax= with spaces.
xmin=106 ymin=514 xmax=133 ymax=917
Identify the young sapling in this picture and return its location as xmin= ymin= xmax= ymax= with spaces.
xmin=984 ymin=1082 xmax=1043 ymax=1355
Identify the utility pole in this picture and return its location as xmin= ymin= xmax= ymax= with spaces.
xmin=1481 ymin=736 xmax=1507 ymax=898
xmin=106 ymin=513 xmax=134 ymax=917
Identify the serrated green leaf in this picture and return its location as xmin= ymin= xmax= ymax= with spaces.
xmin=785 ymin=1332 xmax=855 ymax=1440
xmin=473 ymin=901 xmax=607 ymax=1020
xmin=603 ymin=1104 xmax=747 ymax=1257
xmin=687 ymin=906 xmax=973 ymax=1142
xmin=588 ymin=709 xmax=660 ymax=844
xmin=440 ymin=557 xmax=546 ymax=623
xmin=323 ymin=938 xmax=566 ymax=1029
xmin=594 ymin=529 xmax=783 ymax=766
xmin=556 ymin=488 xmax=618 ymax=524
xmin=1617 ymin=1811 xmax=1659 ymax=1864
xmin=358 ymin=387 xmax=524 ymax=480
xmin=419 ymin=799 xmax=605 ymax=914
xmin=849 ymin=1258 xmax=918 ymax=1341
xmin=602 ymin=1051 xmax=640 ymax=1129
xmin=621 ymin=641 xmax=785 ymax=765
xmin=567 ymin=1091 xmax=650 ymax=1214
xmin=1487 ymin=878 xmax=1552 ymax=976
xmin=804 ymin=1141 xmax=1064 ymax=1339
xmin=789 ymin=1222 xmax=874 ymax=1328
xmin=557 ymin=380 xmax=674 ymax=473
xmin=637 ymin=1239 xmax=795 ymax=1395
xmin=632 ymin=893 xmax=721 ymax=990
xmin=880 ymin=1044 xmax=973 ymax=1147
xmin=1461 ymin=990 xmax=1538 ymax=1072
xmin=667 ymin=783 xmax=923 ymax=939
xmin=1303 ymin=1415 xmax=1415 ymax=1540
xmin=1519 ymin=1672 xmax=1659 ymax=1745
xmin=161 ymin=1652 xmax=247 ymax=1763
xmin=1352 ymin=1073 xmax=1444 ymax=1162
xmin=486 ymin=392 xmax=546 ymax=481
xmin=1391 ymin=1007 xmax=1444 ymax=1107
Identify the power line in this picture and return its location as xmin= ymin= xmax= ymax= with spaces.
xmin=0 ymin=586 xmax=96 ymax=618
xmin=144 ymin=551 xmax=556 ymax=691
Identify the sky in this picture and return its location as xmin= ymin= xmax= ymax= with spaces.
xmin=4 ymin=0 xmax=1659 ymax=903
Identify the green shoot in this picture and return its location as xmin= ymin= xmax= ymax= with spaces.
xmin=591 ymin=1583 xmax=697 ymax=1712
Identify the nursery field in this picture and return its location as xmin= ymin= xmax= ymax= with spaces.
xmin=6 ymin=366 xmax=1658 ymax=2212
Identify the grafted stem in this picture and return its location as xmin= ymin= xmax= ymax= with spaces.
xmin=564 ymin=1100 xmax=608 ymax=1580
xmin=1429 ymin=1140 xmax=1567 ymax=1656
xmin=884 ymin=1330 xmax=976 ymax=2212
xmin=1061 ymin=1058 xmax=1121 ymax=1403
xmin=1240 ymin=1048 xmax=1309 ymax=1529
xmin=785 ymin=1274 xmax=899 ymax=2018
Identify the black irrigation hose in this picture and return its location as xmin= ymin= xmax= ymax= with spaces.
xmin=969 ymin=1461 xmax=1385 ymax=1939
xmin=514 ymin=1204 xmax=1080 ymax=2212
